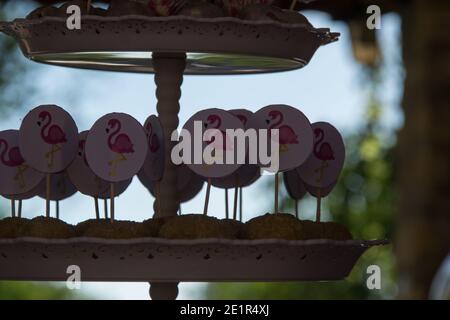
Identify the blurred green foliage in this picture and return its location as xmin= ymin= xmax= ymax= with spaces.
xmin=204 ymin=69 xmax=397 ymax=299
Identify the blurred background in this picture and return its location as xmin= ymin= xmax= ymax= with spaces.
xmin=0 ymin=0 xmax=449 ymax=299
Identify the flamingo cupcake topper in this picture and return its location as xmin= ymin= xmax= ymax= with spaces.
xmin=298 ymin=121 xmax=345 ymax=222
xmin=211 ymin=109 xmax=260 ymax=220
xmin=19 ymin=105 xmax=79 ymax=173
xmin=85 ymin=113 xmax=147 ymax=222
xmin=67 ymin=131 xmax=110 ymax=219
xmin=182 ymin=108 xmax=244 ymax=215
xmin=250 ymin=104 xmax=313 ymax=214
xmin=19 ymin=105 xmax=78 ymax=218
xmin=297 ymin=122 xmax=345 ymax=189
xmin=0 ymin=130 xmax=44 ymax=218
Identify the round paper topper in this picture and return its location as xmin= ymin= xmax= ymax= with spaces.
xmin=67 ymin=131 xmax=110 ymax=197
xmin=250 ymin=104 xmax=313 ymax=172
xmin=283 ymin=169 xmax=307 ymax=200
xmin=182 ymin=108 xmax=244 ymax=178
xmin=0 ymin=130 xmax=45 ymax=196
xmin=141 ymin=115 xmax=165 ymax=182
xmin=211 ymin=109 xmax=260 ymax=188
xmin=297 ymin=122 xmax=345 ymax=188
xmin=19 ymin=105 xmax=79 ymax=173
xmin=37 ymin=172 xmax=77 ymax=201
xmin=3 ymin=177 xmax=44 ymax=201
xmin=98 ymin=178 xmax=133 ymax=199
xmin=138 ymin=164 xmax=204 ymax=203
xmin=85 ymin=113 xmax=148 ymax=182
xmin=305 ymin=180 xmax=337 ymax=198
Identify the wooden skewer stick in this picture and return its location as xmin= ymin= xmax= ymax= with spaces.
xmin=18 ymin=200 xmax=22 ymax=218
xmin=239 ymin=187 xmax=243 ymax=222
xmin=94 ymin=197 xmax=100 ymax=220
xmin=46 ymin=174 xmax=51 ymax=218
xmin=233 ymin=176 xmax=240 ymax=220
xmin=225 ymin=188 xmax=229 ymax=219
xmin=56 ymin=201 xmax=60 ymax=219
xmin=295 ymin=199 xmax=299 ymax=219
xmin=104 ymin=198 xmax=108 ymax=219
xmin=156 ymin=181 xmax=162 ymax=217
xmin=274 ymin=172 xmax=279 ymax=214
xmin=110 ymin=183 xmax=115 ymax=223
xmin=203 ymin=178 xmax=212 ymax=215
xmin=289 ymin=0 xmax=298 ymax=11
xmin=233 ymin=186 xmax=238 ymax=220
xmin=11 ymin=198 xmax=15 ymax=218
xmin=316 ymin=187 xmax=322 ymax=222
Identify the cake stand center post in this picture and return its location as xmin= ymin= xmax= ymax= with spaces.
xmin=149 ymin=52 xmax=186 ymax=300
xmin=152 ymin=52 xmax=186 ymax=218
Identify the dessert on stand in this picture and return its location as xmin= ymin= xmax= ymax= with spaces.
xmin=0 ymin=0 xmax=388 ymax=300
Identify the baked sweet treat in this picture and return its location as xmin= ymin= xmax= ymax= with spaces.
xmin=75 ymin=219 xmax=151 ymax=239
xmin=0 ymin=217 xmax=31 ymax=238
xmin=239 ymin=4 xmax=312 ymax=26
xmin=158 ymin=214 xmax=226 ymax=239
xmin=220 ymin=218 xmax=244 ymax=239
xmin=242 ymin=213 xmax=304 ymax=240
xmin=148 ymin=0 xmax=186 ymax=16
xmin=142 ymin=216 xmax=173 ymax=237
xmin=299 ymin=220 xmax=353 ymax=240
xmin=26 ymin=216 xmax=75 ymax=239
xmin=107 ymin=0 xmax=156 ymax=17
xmin=178 ymin=0 xmax=226 ymax=18
xmin=320 ymin=221 xmax=353 ymax=240
xmin=26 ymin=6 xmax=65 ymax=19
xmin=299 ymin=219 xmax=323 ymax=239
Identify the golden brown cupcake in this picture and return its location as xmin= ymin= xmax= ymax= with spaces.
xmin=26 ymin=216 xmax=75 ymax=239
xmin=142 ymin=216 xmax=174 ymax=237
xmin=299 ymin=219 xmax=323 ymax=240
xmin=320 ymin=222 xmax=353 ymax=240
xmin=26 ymin=6 xmax=64 ymax=19
xmin=158 ymin=214 xmax=224 ymax=239
xmin=107 ymin=0 xmax=155 ymax=16
xmin=0 ymin=217 xmax=31 ymax=239
xmin=242 ymin=213 xmax=304 ymax=240
xmin=178 ymin=0 xmax=226 ymax=18
xmin=220 ymin=219 xmax=244 ymax=239
xmin=76 ymin=219 xmax=150 ymax=239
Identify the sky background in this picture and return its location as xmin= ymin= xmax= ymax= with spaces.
xmin=0 ymin=6 xmax=402 ymax=299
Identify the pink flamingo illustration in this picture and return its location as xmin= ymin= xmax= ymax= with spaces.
xmin=146 ymin=122 xmax=160 ymax=153
xmin=106 ymin=119 xmax=135 ymax=177
xmin=38 ymin=111 xmax=67 ymax=168
xmin=266 ymin=110 xmax=299 ymax=152
xmin=0 ymin=139 xmax=28 ymax=188
xmin=204 ymin=114 xmax=234 ymax=151
xmin=313 ymin=128 xmax=334 ymax=182
xmin=236 ymin=114 xmax=248 ymax=126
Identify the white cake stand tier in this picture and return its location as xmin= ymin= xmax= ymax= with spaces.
xmin=0 ymin=238 xmax=387 ymax=282
xmin=0 ymin=16 xmax=338 ymax=74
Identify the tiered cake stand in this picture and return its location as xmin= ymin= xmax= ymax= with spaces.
xmin=0 ymin=16 xmax=387 ymax=299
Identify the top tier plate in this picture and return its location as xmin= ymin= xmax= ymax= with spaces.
xmin=0 ymin=16 xmax=339 ymax=75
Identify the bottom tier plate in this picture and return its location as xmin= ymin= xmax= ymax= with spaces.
xmin=0 ymin=238 xmax=388 ymax=282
